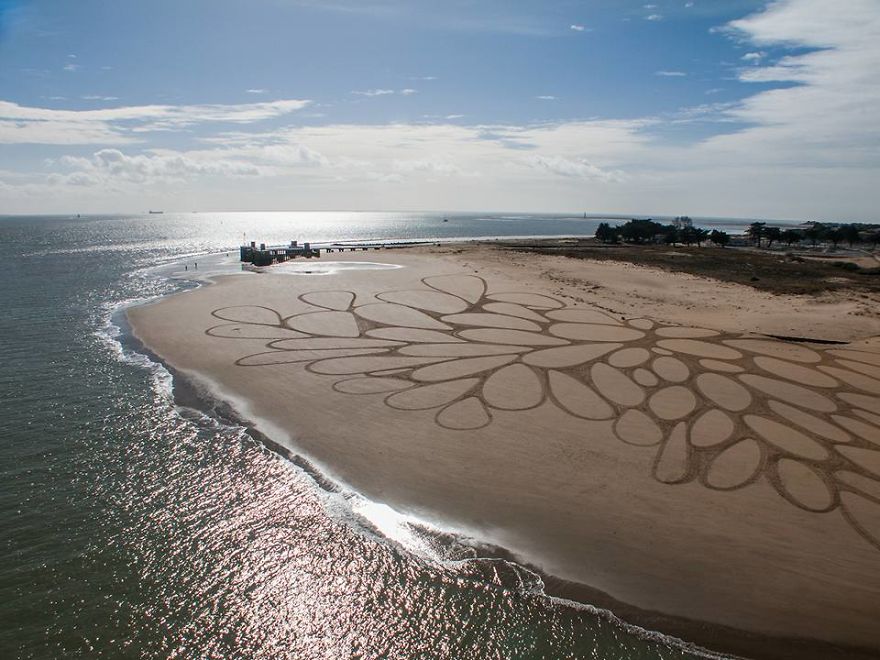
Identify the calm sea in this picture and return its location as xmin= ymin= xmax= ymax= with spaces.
xmin=0 ymin=212 xmax=748 ymax=659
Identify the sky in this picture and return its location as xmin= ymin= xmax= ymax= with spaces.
xmin=0 ymin=0 xmax=878 ymax=219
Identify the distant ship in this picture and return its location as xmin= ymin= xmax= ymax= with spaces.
xmin=443 ymin=217 xmax=449 ymax=222
xmin=148 ymin=210 xmax=164 ymax=214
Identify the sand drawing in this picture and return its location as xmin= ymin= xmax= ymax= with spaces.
xmin=206 ymin=274 xmax=880 ymax=550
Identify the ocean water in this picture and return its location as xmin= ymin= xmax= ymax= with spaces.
xmin=0 ymin=213 xmax=739 ymax=659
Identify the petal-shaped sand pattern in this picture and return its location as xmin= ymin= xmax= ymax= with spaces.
xmin=591 ymin=363 xmax=644 ymax=407
xmin=398 ymin=343 xmax=530 ymax=358
xmin=705 ymin=439 xmax=762 ymax=490
xmin=648 ymin=386 xmax=697 ymax=420
xmin=458 ymin=329 xmax=568 ymax=346
xmin=834 ymin=359 xmax=880 ymax=380
xmin=482 ymin=302 xmax=549 ymax=323
xmin=386 ymin=378 xmax=479 ymax=410
xmin=366 ymin=327 xmax=462 ymax=343
xmin=442 ymin=313 xmax=541 ymax=332
xmin=768 ymin=400 xmax=850 ymax=444
xmin=207 ymin=323 xmax=309 ymax=340
xmin=270 ymin=337 xmax=401 ymax=351
xmin=239 ymin=348 xmax=388 ymax=366
xmin=754 ymin=356 xmax=839 ymax=388
xmin=744 ymin=415 xmax=830 ymax=461
xmin=633 ymin=368 xmax=659 ymax=387
xmin=615 ymin=410 xmax=662 ymax=446
xmin=608 ymin=348 xmax=650 ymax=368
xmin=837 ymin=471 xmax=880 ymax=500
xmin=838 ymin=392 xmax=880 ymax=412
xmin=300 ymin=290 xmax=355 ymax=311
xmin=213 ymin=305 xmax=283 ymax=326
xmin=287 ymin=311 xmax=360 ymax=338
xmin=658 ymin=339 xmax=742 ymax=360
xmin=548 ymin=371 xmax=614 ymax=419
xmin=841 ymin=492 xmax=880 ymax=546
xmin=486 ymin=292 xmax=564 ymax=309
xmin=828 ymin=349 xmax=880 ymax=367
xmin=209 ymin=274 xmax=880 ymax=550
xmin=739 ymin=374 xmax=837 ymax=413
xmin=377 ymin=290 xmax=468 ymax=314
xmin=411 ymin=355 xmax=517 ymax=383
xmin=355 ymin=303 xmax=451 ymax=331
xmin=776 ymin=459 xmax=835 ymax=512
xmin=853 ymin=409 xmax=880 ymax=428
xmin=831 ymin=416 xmax=880 ymax=446
xmin=483 ymin=365 xmax=543 ymax=410
xmin=652 ymin=357 xmax=690 ymax=383
xmin=655 ymin=327 xmax=719 ymax=338
xmin=310 ymin=355 xmax=450 ymax=375
xmin=724 ymin=339 xmax=821 ymax=363
xmin=550 ymin=324 xmax=644 ymax=342
xmin=628 ymin=318 xmax=654 ymax=330
xmin=424 ymin=275 xmax=485 ymax=304
xmin=334 ymin=377 xmax=413 ymax=394
xmin=690 ymin=409 xmax=735 ymax=448
xmin=654 ymin=422 xmax=690 ymax=483
xmin=436 ymin=397 xmax=490 ymax=430
xmin=837 ymin=446 xmax=880 ymax=478
xmin=695 ymin=373 xmax=752 ymax=411
xmin=523 ymin=344 xmax=621 ymax=368
xmin=699 ymin=359 xmax=744 ymax=373
xmin=818 ymin=366 xmax=880 ymax=394
xmin=545 ymin=309 xmax=621 ymax=325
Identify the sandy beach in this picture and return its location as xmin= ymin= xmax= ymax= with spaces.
xmin=128 ymin=244 xmax=880 ymax=660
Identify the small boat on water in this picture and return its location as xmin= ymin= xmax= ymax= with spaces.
xmin=148 ymin=210 xmax=164 ymax=214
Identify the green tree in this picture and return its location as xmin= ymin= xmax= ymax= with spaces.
xmin=803 ymin=223 xmax=825 ymax=247
xmin=781 ymin=228 xmax=802 ymax=246
xmin=709 ymin=229 xmax=730 ymax=247
xmin=764 ymin=226 xmax=782 ymax=248
xmin=824 ymin=227 xmax=844 ymax=248
xmin=620 ymin=219 xmax=664 ymax=244
xmin=841 ymin=224 xmax=861 ymax=248
xmin=747 ymin=221 xmax=766 ymax=247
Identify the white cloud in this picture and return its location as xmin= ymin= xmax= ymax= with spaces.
xmin=445 ymin=114 xmax=464 ymax=119
xmin=0 ymin=98 xmax=310 ymax=144
xmin=63 ymin=63 xmax=80 ymax=72
xmin=536 ymin=95 xmax=558 ymax=100
xmin=524 ymin=155 xmax=626 ymax=182
xmin=741 ymin=51 xmax=765 ymax=63
xmin=352 ymin=88 xmax=396 ymax=97
xmin=399 ymin=88 xmax=418 ymax=95
xmin=82 ymin=95 xmax=120 ymax=101
xmin=52 ymin=148 xmax=261 ymax=187
xmin=645 ymin=14 xmax=663 ymax=21
xmin=655 ymin=70 xmax=687 ymax=77
xmin=246 ymin=88 xmax=267 ymax=94
xmin=570 ymin=24 xmax=585 ymax=32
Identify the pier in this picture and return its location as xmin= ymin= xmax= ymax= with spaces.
xmin=239 ymin=240 xmax=395 ymax=266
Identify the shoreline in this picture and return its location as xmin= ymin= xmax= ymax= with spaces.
xmin=125 ymin=245 xmax=880 ymax=660
xmin=116 ymin=305 xmax=733 ymax=659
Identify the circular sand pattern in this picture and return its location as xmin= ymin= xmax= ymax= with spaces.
xmin=209 ymin=274 xmax=880 ymax=550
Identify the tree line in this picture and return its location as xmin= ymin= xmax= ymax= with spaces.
xmin=595 ymin=219 xmax=880 ymax=250
xmin=595 ymin=219 xmax=730 ymax=247
xmin=745 ymin=221 xmax=880 ymax=249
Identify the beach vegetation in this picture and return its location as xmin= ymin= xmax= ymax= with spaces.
xmin=710 ymin=229 xmax=730 ymax=247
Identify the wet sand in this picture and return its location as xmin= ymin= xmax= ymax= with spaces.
xmin=128 ymin=245 xmax=880 ymax=659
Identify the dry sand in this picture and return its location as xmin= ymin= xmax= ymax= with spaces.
xmin=128 ymin=245 xmax=880 ymax=659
